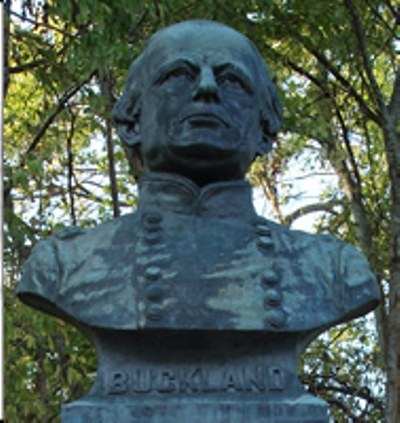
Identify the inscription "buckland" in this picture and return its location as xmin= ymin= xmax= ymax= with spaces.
xmin=106 ymin=365 xmax=285 ymax=395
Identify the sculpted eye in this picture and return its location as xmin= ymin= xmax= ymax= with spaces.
xmin=160 ymin=67 xmax=195 ymax=84
xmin=173 ymin=68 xmax=194 ymax=78
xmin=218 ymin=73 xmax=246 ymax=90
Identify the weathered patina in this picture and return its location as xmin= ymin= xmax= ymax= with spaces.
xmin=18 ymin=20 xmax=380 ymax=422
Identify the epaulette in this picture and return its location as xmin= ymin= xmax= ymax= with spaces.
xmin=53 ymin=226 xmax=86 ymax=240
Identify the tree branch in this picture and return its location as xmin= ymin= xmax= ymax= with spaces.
xmin=315 ymin=132 xmax=373 ymax=253
xmin=127 ymin=8 xmax=149 ymax=44
xmin=343 ymin=0 xmax=385 ymax=110
xmin=75 ymin=182 xmax=131 ymax=208
xmin=66 ymin=109 xmax=77 ymax=226
xmin=264 ymin=46 xmax=330 ymax=97
xmin=21 ymin=70 xmax=97 ymax=165
xmin=305 ymin=43 xmax=381 ymax=125
xmin=364 ymin=0 xmax=399 ymax=38
xmin=334 ymin=106 xmax=362 ymax=188
xmin=98 ymin=71 xmax=119 ymax=218
xmin=283 ymin=200 xmax=340 ymax=227
xmin=274 ymin=10 xmax=383 ymax=126
xmin=73 ymin=182 xmax=105 ymax=204
xmin=388 ymin=71 xmax=400 ymax=123
xmin=3 ymin=0 xmax=11 ymax=97
xmin=10 ymin=9 xmax=72 ymax=36
xmin=382 ymin=0 xmax=398 ymax=18
xmin=266 ymin=40 xmax=381 ymax=128
xmin=307 ymin=376 xmax=384 ymax=412
xmin=261 ymin=176 xmax=285 ymax=224
xmin=9 ymin=59 xmax=47 ymax=74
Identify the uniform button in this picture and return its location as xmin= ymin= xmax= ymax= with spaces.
xmin=261 ymin=270 xmax=278 ymax=285
xmin=266 ymin=309 xmax=287 ymax=329
xmin=144 ymin=232 xmax=162 ymax=244
xmin=252 ymin=217 xmax=266 ymax=225
xmin=254 ymin=223 xmax=271 ymax=236
xmin=144 ymin=266 xmax=162 ymax=281
xmin=145 ymin=284 xmax=164 ymax=301
xmin=257 ymin=236 xmax=274 ymax=249
xmin=264 ymin=289 xmax=282 ymax=306
xmin=143 ymin=212 xmax=163 ymax=224
xmin=147 ymin=304 xmax=164 ymax=321
xmin=143 ymin=221 xmax=162 ymax=232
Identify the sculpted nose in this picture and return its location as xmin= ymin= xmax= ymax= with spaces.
xmin=192 ymin=67 xmax=220 ymax=103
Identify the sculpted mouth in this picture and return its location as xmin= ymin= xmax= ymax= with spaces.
xmin=180 ymin=113 xmax=229 ymax=128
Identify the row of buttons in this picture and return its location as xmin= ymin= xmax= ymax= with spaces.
xmin=253 ymin=219 xmax=287 ymax=329
xmin=142 ymin=212 xmax=166 ymax=322
xmin=141 ymin=213 xmax=287 ymax=329
xmin=143 ymin=212 xmax=163 ymax=245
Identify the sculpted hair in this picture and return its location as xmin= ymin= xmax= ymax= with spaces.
xmin=113 ymin=20 xmax=283 ymax=157
xmin=245 ymin=38 xmax=283 ymax=155
xmin=112 ymin=53 xmax=147 ymax=150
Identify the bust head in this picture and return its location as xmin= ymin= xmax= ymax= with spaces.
xmin=113 ymin=20 xmax=282 ymax=186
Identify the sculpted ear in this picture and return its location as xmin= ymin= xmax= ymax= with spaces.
xmin=112 ymin=97 xmax=141 ymax=147
xmin=116 ymin=114 xmax=141 ymax=148
xmin=256 ymin=84 xmax=283 ymax=157
xmin=256 ymin=121 xmax=274 ymax=156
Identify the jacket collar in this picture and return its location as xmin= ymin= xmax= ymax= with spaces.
xmin=137 ymin=172 xmax=257 ymax=219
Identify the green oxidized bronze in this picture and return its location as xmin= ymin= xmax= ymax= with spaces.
xmin=18 ymin=20 xmax=380 ymax=422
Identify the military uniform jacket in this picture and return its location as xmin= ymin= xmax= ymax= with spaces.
xmin=18 ymin=173 xmax=380 ymax=335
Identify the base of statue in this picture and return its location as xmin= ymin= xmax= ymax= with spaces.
xmin=62 ymin=397 xmax=328 ymax=423
xmin=61 ymin=329 xmax=329 ymax=423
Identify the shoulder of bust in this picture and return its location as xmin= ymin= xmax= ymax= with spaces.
xmin=17 ymin=236 xmax=58 ymax=304
xmin=265 ymin=219 xmax=343 ymax=253
xmin=17 ymin=213 xmax=139 ymax=317
xmin=266 ymin=220 xmax=380 ymax=319
xmin=50 ymin=213 xmax=138 ymax=243
xmin=53 ymin=226 xmax=87 ymax=240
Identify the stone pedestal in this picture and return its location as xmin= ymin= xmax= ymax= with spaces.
xmin=61 ymin=330 xmax=328 ymax=423
xmin=63 ymin=400 xmax=328 ymax=423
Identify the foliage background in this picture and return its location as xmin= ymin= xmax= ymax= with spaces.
xmin=3 ymin=0 xmax=399 ymax=421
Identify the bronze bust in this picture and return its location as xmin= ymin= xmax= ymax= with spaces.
xmin=18 ymin=20 xmax=379 ymax=423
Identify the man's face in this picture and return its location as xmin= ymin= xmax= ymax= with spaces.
xmin=139 ymin=23 xmax=263 ymax=185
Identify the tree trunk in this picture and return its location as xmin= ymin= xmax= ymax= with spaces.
xmin=99 ymin=72 xmax=119 ymax=218
xmin=383 ymin=110 xmax=400 ymax=423
xmin=3 ymin=0 xmax=11 ymax=97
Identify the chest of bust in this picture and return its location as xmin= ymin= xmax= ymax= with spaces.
xmin=133 ymin=212 xmax=274 ymax=330
xmin=58 ymin=211 xmax=344 ymax=332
